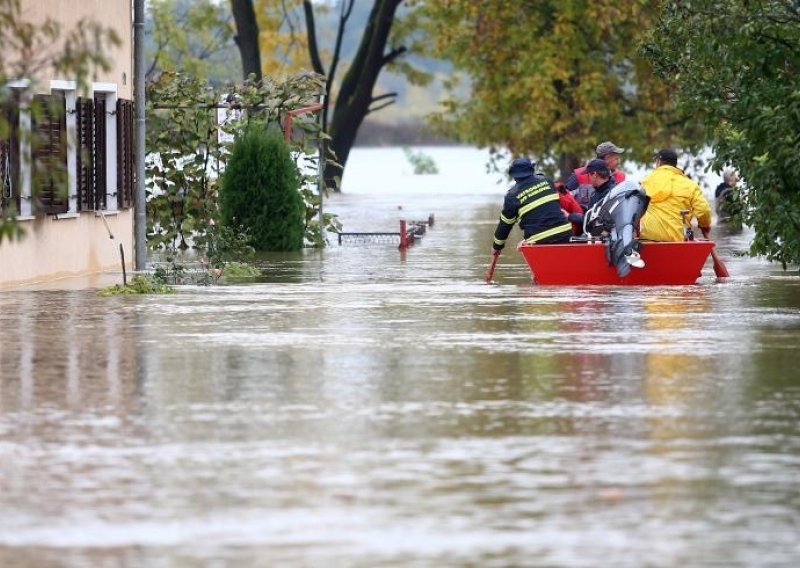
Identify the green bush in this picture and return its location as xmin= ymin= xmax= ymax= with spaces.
xmin=99 ymin=275 xmax=175 ymax=296
xmin=219 ymin=125 xmax=305 ymax=251
xmin=403 ymin=147 xmax=439 ymax=174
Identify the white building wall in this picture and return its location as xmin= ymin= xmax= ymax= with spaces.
xmin=1 ymin=1 xmax=135 ymax=288
xmin=0 ymin=210 xmax=134 ymax=288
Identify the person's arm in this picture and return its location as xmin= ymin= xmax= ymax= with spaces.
xmin=564 ymin=171 xmax=580 ymax=192
xmin=492 ymin=195 xmax=518 ymax=251
xmin=567 ymin=212 xmax=584 ymax=227
xmin=561 ymin=190 xmax=582 ymax=214
xmin=692 ymin=184 xmax=713 ymax=234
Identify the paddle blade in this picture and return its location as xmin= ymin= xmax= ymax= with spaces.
xmin=711 ymin=247 xmax=730 ymax=278
xmin=485 ymin=252 xmax=500 ymax=283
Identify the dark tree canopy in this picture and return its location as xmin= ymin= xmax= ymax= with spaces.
xmin=642 ymin=0 xmax=800 ymax=267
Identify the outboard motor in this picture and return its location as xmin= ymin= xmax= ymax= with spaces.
xmin=583 ymin=181 xmax=650 ymax=277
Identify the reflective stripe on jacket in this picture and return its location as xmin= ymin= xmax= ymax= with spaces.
xmin=493 ymin=174 xmax=572 ymax=249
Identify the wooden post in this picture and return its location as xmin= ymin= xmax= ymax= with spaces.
xmin=399 ymin=219 xmax=408 ymax=249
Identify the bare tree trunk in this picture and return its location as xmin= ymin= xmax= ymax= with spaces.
xmin=230 ymin=0 xmax=262 ymax=81
xmin=559 ymin=152 xmax=581 ymax=182
xmin=324 ymin=0 xmax=403 ymax=190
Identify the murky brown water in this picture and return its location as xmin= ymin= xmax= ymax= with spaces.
xmin=2 ymin=150 xmax=800 ymax=567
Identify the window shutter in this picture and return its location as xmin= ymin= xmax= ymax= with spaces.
xmin=93 ymin=94 xmax=107 ymax=210
xmin=1 ymin=92 xmax=21 ymax=215
xmin=116 ymin=98 xmax=134 ymax=209
xmin=32 ymin=93 xmax=69 ymax=215
xmin=76 ymin=97 xmax=95 ymax=211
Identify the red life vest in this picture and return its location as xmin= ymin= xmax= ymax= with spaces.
xmin=573 ymin=166 xmax=626 ymax=186
xmin=557 ymin=189 xmax=584 ymax=235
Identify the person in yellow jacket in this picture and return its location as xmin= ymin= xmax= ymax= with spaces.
xmin=639 ymin=148 xmax=712 ymax=242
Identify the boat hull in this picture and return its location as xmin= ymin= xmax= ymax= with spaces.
xmin=517 ymin=240 xmax=715 ymax=285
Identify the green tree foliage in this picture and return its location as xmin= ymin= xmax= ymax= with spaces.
xmin=145 ymin=73 xmax=224 ymax=252
xmin=417 ymin=0 xmax=692 ymax=178
xmin=146 ymin=0 xmax=239 ymax=83
xmin=0 ymin=0 xmax=119 ymax=243
xmin=229 ymin=1 xmax=430 ymax=190
xmin=254 ymin=0 xmax=308 ymax=77
xmin=146 ymin=71 xmax=337 ymax=252
xmin=641 ymin=1 xmax=800 ymax=267
xmin=219 ymin=125 xmax=304 ymax=251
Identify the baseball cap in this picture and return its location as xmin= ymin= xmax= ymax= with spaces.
xmin=595 ymin=141 xmax=626 ymax=156
xmin=585 ymin=158 xmax=610 ymax=176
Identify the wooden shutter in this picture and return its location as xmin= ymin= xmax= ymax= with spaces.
xmin=93 ymin=93 xmax=107 ymax=210
xmin=1 ymin=92 xmax=21 ymax=215
xmin=32 ymin=93 xmax=68 ymax=215
xmin=116 ymin=98 xmax=134 ymax=209
xmin=76 ymin=97 xmax=95 ymax=211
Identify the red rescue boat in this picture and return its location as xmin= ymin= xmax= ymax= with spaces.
xmin=517 ymin=240 xmax=716 ymax=285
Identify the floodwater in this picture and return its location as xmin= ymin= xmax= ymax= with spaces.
xmin=2 ymin=147 xmax=800 ymax=567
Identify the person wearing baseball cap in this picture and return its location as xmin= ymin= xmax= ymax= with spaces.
xmin=639 ymin=148 xmax=712 ymax=242
xmin=489 ymin=157 xmax=573 ymax=259
xmin=564 ymin=140 xmax=628 ymax=200
xmin=559 ymin=158 xmax=617 ymax=231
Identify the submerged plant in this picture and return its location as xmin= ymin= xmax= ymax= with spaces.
xmin=219 ymin=262 xmax=261 ymax=278
xmin=99 ymin=275 xmax=175 ymax=296
xmin=403 ymin=147 xmax=439 ymax=175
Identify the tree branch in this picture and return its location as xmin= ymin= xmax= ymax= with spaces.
xmin=368 ymin=99 xmax=396 ymax=115
xmin=302 ymin=1 xmax=325 ymax=75
xmin=382 ymin=46 xmax=407 ymax=66
xmin=371 ymin=92 xmax=397 ymax=103
xmin=328 ymin=0 xmax=355 ymax=90
xmin=368 ymin=92 xmax=397 ymax=114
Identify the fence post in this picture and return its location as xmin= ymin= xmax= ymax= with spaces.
xmin=399 ymin=219 xmax=408 ymax=250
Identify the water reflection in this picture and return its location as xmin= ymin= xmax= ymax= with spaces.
xmin=2 ymin=148 xmax=800 ymax=566
xmin=0 ymin=292 xmax=141 ymax=416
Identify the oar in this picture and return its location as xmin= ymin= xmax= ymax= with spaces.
xmin=485 ymin=250 xmax=501 ymax=283
xmin=697 ymin=223 xmax=729 ymax=278
xmin=710 ymin=246 xmax=730 ymax=278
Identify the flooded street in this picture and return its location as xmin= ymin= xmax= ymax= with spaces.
xmin=2 ymin=148 xmax=800 ymax=567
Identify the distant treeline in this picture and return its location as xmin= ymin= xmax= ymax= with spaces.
xmin=355 ymin=120 xmax=460 ymax=147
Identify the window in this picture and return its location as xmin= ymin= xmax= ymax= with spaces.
xmin=116 ymin=98 xmax=134 ymax=210
xmin=0 ymin=83 xmax=134 ymax=218
xmin=93 ymin=92 xmax=108 ymax=210
xmin=76 ymin=96 xmax=95 ymax=211
xmin=31 ymin=93 xmax=68 ymax=215
xmin=0 ymin=91 xmax=21 ymax=215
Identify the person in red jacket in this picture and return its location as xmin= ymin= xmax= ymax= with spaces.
xmin=555 ymin=181 xmax=583 ymax=235
xmin=565 ymin=141 xmax=628 ymax=209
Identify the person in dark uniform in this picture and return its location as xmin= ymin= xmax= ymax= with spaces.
xmin=491 ymin=158 xmax=572 ymax=255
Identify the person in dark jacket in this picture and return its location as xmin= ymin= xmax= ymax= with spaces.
xmin=714 ymin=169 xmax=743 ymax=227
xmin=715 ymin=170 xmax=739 ymax=198
xmin=584 ymin=158 xmax=617 ymax=210
xmin=565 ymin=159 xmax=618 ymax=229
xmin=491 ymin=158 xmax=572 ymax=254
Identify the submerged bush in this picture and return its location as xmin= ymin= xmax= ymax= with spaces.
xmin=99 ymin=275 xmax=175 ymax=296
xmin=219 ymin=125 xmax=305 ymax=251
xmin=403 ymin=147 xmax=439 ymax=174
xmin=220 ymin=262 xmax=261 ymax=278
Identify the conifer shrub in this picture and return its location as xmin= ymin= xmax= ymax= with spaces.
xmin=219 ymin=124 xmax=304 ymax=251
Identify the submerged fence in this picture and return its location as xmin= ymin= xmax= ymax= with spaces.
xmin=336 ymin=214 xmax=435 ymax=249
